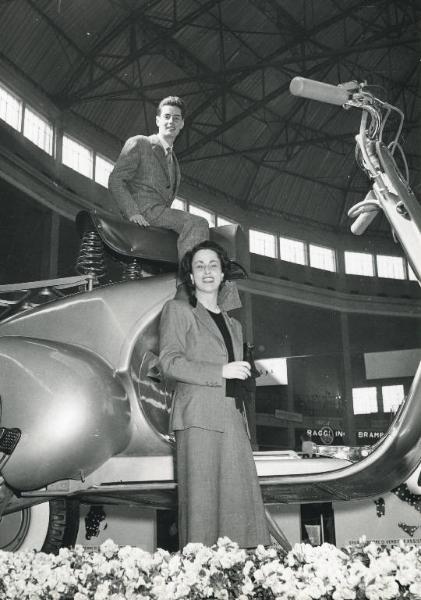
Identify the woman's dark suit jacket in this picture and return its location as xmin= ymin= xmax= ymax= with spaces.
xmin=159 ymin=298 xmax=243 ymax=433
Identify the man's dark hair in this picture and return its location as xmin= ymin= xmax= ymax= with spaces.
xmin=179 ymin=240 xmax=230 ymax=306
xmin=157 ymin=96 xmax=186 ymax=119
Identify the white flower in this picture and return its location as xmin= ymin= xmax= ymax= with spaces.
xmin=214 ymin=588 xmax=229 ymax=600
xmin=216 ymin=536 xmax=236 ymax=548
xmin=123 ymin=565 xmax=140 ymax=581
xmin=174 ymin=582 xmax=191 ymax=598
xmin=365 ymin=575 xmax=400 ymax=600
xmin=332 ymin=587 xmax=356 ymax=600
xmin=241 ymin=577 xmax=254 ymax=595
xmin=410 ymin=580 xmax=421 ymax=596
xmin=1 ymin=534 xmax=421 ymax=600
xmin=72 ymin=544 xmax=86 ymax=556
xmin=364 ymin=541 xmax=380 ymax=557
xmin=100 ymin=538 xmax=119 ymax=558
xmin=243 ymin=559 xmax=254 ymax=576
xmin=94 ymin=581 xmax=110 ymax=600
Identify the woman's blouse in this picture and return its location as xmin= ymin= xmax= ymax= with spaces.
xmin=207 ymin=309 xmax=238 ymax=400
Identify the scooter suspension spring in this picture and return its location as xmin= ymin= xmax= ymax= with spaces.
xmin=123 ymin=258 xmax=143 ymax=281
xmin=76 ymin=230 xmax=106 ymax=280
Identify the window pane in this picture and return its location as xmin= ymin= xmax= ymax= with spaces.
xmin=171 ymin=197 xmax=186 ymax=211
xmin=189 ymin=204 xmax=215 ymax=227
xmin=376 ymin=255 xmax=405 ymax=279
xmin=62 ymin=134 xmax=93 ymax=178
xmin=95 ymin=154 xmax=114 ymax=187
xmin=217 ymin=215 xmax=235 ymax=227
xmin=309 ymin=244 xmax=336 ymax=272
xmin=344 ymin=251 xmax=374 ymax=276
xmin=23 ymin=106 xmax=53 ymax=155
xmin=0 ymin=83 xmax=22 ymax=131
xmin=279 ymin=236 xmax=306 ymax=265
xmin=382 ymin=384 xmax=404 ymax=413
xmin=249 ymin=229 xmax=276 ymax=258
xmin=352 ymin=387 xmax=378 ymax=415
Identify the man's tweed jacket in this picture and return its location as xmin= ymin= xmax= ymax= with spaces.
xmin=108 ymin=134 xmax=181 ymax=219
xmin=159 ymin=299 xmax=243 ymax=433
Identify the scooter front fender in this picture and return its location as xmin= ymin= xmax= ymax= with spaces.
xmin=0 ymin=336 xmax=131 ymax=491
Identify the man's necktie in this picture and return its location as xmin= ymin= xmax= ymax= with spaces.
xmin=166 ymin=147 xmax=175 ymax=189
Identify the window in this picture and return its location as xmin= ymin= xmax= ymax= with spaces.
xmin=23 ymin=106 xmax=54 ymax=155
xmin=217 ymin=215 xmax=235 ymax=227
xmin=309 ymin=244 xmax=336 ymax=272
xmin=382 ymin=384 xmax=404 ymax=413
xmin=95 ymin=154 xmax=114 ymax=187
xmin=279 ymin=236 xmax=306 ymax=265
xmin=0 ymin=82 xmax=22 ymax=131
xmin=189 ymin=204 xmax=216 ymax=227
xmin=376 ymin=255 xmax=405 ymax=279
xmin=249 ymin=229 xmax=276 ymax=258
xmin=352 ymin=387 xmax=378 ymax=415
xmin=171 ymin=198 xmax=187 ymax=211
xmin=62 ymin=134 xmax=93 ymax=178
xmin=344 ymin=251 xmax=374 ymax=276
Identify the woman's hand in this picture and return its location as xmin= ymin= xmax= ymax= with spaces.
xmin=222 ymin=361 xmax=251 ymax=380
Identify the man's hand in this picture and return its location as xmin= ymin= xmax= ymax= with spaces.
xmin=130 ymin=214 xmax=150 ymax=227
xmin=222 ymin=361 xmax=251 ymax=380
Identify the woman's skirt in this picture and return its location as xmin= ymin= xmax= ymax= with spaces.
xmin=175 ymin=398 xmax=270 ymax=549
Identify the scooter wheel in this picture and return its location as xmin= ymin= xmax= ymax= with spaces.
xmin=0 ymin=498 xmax=79 ymax=553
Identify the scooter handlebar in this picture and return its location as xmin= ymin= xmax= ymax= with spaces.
xmin=350 ymin=209 xmax=379 ymax=235
xmin=348 ymin=191 xmax=380 ymax=235
xmin=289 ymin=76 xmax=351 ymax=106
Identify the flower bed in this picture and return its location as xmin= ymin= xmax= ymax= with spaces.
xmin=1 ymin=537 xmax=421 ymax=600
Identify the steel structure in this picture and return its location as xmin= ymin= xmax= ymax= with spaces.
xmin=0 ymin=0 xmax=419 ymax=231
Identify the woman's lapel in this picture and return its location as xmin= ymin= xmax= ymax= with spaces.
xmin=223 ymin=312 xmax=242 ymax=360
xmin=193 ymin=302 xmax=226 ymax=350
xmin=193 ymin=301 xmax=241 ymax=359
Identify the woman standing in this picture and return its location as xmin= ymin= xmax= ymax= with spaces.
xmin=159 ymin=240 xmax=270 ymax=549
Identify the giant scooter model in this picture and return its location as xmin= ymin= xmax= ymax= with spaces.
xmin=0 ymin=78 xmax=420 ymax=553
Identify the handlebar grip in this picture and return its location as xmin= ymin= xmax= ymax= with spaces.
xmin=289 ymin=77 xmax=350 ymax=106
xmin=348 ymin=190 xmax=380 ymax=235
xmin=350 ymin=209 xmax=379 ymax=235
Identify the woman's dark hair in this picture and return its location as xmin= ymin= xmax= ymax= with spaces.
xmin=179 ymin=240 xmax=230 ymax=306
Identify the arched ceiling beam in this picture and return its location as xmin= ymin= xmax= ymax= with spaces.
xmin=181 ymin=0 xmax=413 ymax=156
xmin=239 ymin=0 xmax=419 ymax=211
xmin=24 ymin=0 xmax=141 ymax=99
xmin=68 ymin=32 xmax=418 ymax=106
xmin=56 ymin=1 xmax=224 ymax=105
xmin=182 ymin=132 xmax=354 ymax=162
xmin=184 ymin=0 xmax=379 ymax=126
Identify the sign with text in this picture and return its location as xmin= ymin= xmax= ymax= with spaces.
xmin=306 ymin=427 xmax=346 ymax=445
xmin=357 ymin=430 xmax=385 ymax=440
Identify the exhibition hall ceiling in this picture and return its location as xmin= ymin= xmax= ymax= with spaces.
xmin=0 ymin=0 xmax=419 ymax=233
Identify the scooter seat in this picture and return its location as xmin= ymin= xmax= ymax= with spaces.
xmin=76 ymin=211 xmax=178 ymax=265
xmin=76 ymin=210 xmax=250 ymax=274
